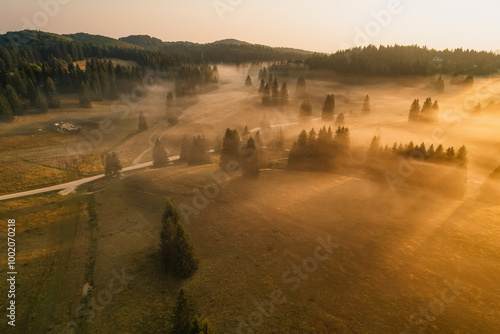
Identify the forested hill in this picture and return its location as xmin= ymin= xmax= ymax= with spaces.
xmin=119 ymin=35 xmax=313 ymax=62
xmin=306 ymin=45 xmax=500 ymax=76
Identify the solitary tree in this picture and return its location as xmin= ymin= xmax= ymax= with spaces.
xmin=138 ymin=111 xmax=148 ymax=131
xmin=243 ymin=137 xmax=259 ymax=177
xmin=104 ymin=152 xmax=122 ymax=177
xmin=408 ymin=99 xmax=421 ymax=121
xmin=435 ymin=75 xmax=445 ymax=93
xmin=153 ymin=139 xmax=169 ymax=167
xmin=300 ymin=98 xmax=313 ymax=117
xmin=361 ymin=95 xmax=370 ymax=115
xmin=245 ymin=75 xmax=253 ymax=87
xmin=322 ymin=94 xmax=335 ymax=120
xmin=335 ymin=113 xmax=345 ymax=125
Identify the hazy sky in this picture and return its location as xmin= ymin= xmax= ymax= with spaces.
xmin=0 ymin=0 xmax=499 ymax=53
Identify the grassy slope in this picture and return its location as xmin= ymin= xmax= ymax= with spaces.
xmin=87 ymin=164 xmax=500 ymax=333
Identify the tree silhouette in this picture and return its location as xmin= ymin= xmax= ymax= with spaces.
xmin=170 ymin=288 xmax=196 ymax=334
xmin=300 ymin=98 xmax=313 ymax=117
xmin=243 ymin=137 xmax=259 ymax=177
xmin=258 ymin=79 xmax=265 ymax=93
xmin=104 ymin=152 xmax=122 ymax=177
xmin=153 ymin=139 xmax=169 ymax=167
xmin=435 ymin=75 xmax=445 ymax=93
xmin=280 ymin=82 xmax=288 ymax=105
xmin=408 ymin=99 xmax=420 ymax=121
xmin=44 ymin=77 xmax=60 ymax=108
xmin=335 ymin=113 xmax=345 ymax=125
xmin=245 ymin=75 xmax=252 ymax=86
xmin=138 ymin=111 xmax=148 ymax=131
xmin=361 ymin=95 xmax=370 ymax=115
xmin=0 ymin=94 xmax=13 ymax=122
xmin=322 ymin=94 xmax=335 ymax=120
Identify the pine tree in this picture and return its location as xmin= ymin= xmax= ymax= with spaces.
xmin=191 ymin=316 xmax=216 ymax=334
xmin=171 ymin=223 xmax=199 ymax=278
xmin=456 ymin=145 xmax=467 ymax=168
xmin=188 ymin=135 xmax=211 ymax=166
xmin=262 ymin=84 xmax=271 ymax=106
xmin=166 ymin=91 xmax=175 ymax=106
xmin=0 ymin=94 xmax=13 ymax=122
xmin=361 ymin=95 xmax=370 ymax=115
xmin=153 ymin=139 xmax=169 ymax=167
xmin=335 ymin=113 xmax=345 ymax=125
xmin=104 ymin=152 xmax=122 ymax=176
xmin=322 ymin=94 xmax=335 ymax=120
xmin=296 ymin=76 xmax=306 ymax=95
xmin=44 ymin=77 xmax=60 ymax=108
xmin=160 ymin=198 xmax=180 ymax=270
xmin=408 ymin=99 xmax=420 ymax=121
xmin=245 ymin=75 xmax=252 ymax=86
xmin=435 ymin=75 xmax=445 ymax=93
xmin=280 ymin=82 xmax=288 ymax=105
xmin=219 ymin=128 xmax=241 ymax=171
xmin=254 ymin=131 xmax=263 ymax=149
xmin=299 ymin=98 xmax=312 ymax=117
xmin=35 ymin=88 xmax=48 ymax=113
xmin=138 ymin=111 xmax=148 ymax=131
xmin=243 ymin=137 xmax=259 ymax=177
xmin=258 ymin=79 xmax=265 ymax=93
xmin=170 ymin=288 xmax=196 ymax=334
xmin=367 ymin=135 xmax=381 ymax=160
xmin=79 ymin=82 xmax=92 ymax=108
xmin=271 ymin=79 xmax=280 ymax=106
xmin=4 ymin=85 xmax=23 ymax=115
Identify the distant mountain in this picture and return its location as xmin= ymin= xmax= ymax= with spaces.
xmin=119 ymin=35 xmax=313 ymax=62
xmin=65 ymin=33 xmax=140 ymax=49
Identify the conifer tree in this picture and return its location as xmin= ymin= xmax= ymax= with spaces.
xmin=219 ymin=128 xmax=241 ymax=171
xmin=280 ymin=82 xmax=288 ymax=105
xmin=262 ymin=84 xmax=271 ymax=106
xmin=296 ymin=76 xmax=306 ymax=95
xmin=322 ymin=94 xmax=335 ymax=120
xmin=0 ymin=94 xmax=13 ymax=122
xmin=435 ymin=75 xmax=445 ymax=93
xmin=258 ymin=79 xmax=265 ymax=93
xmin=104 ymin=152 xmax=122 ymax=176
xmin=4 ymin=85 xmax=23 ymax=115
xmin=335 ymin=113 xmax=345 ymax=125
xmin=138 ymin=111 xmax=148 ymax=131
xmin=44 ymin=77 xmax=60 ymax=108
xmin=35 ymin=88 xmax=48 ymax=113
xmin=188 ymin=135 xmax=211 ymax=166
xmin=170 ymin=288 xmax=196 ymax=334
xmin=153 ymin=139 xmax=169 ymax=167
xmin=300 ymin=98 xmax=312 ymax=117
xmin=361 ymin=95 xmax=370 ymax=115
xmin=243 ymin=137 xmax=259 ymax=177
xmin=408 ymin=99 xmax=420 ymax=121
xmin=245 ymin=75 xmax=252 ymax=86
xmin=456 ymin=145 xmax=467 ymax=168
xmin=180 ymin=136 xmax=191 ymax=161
xmin=79 ymin=82 xmax=92 ymax=108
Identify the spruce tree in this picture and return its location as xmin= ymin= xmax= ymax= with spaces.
xmin=4 ymin=85 xmax=23 ymax=115
xmin=258 ymin=79 xmax=265 ymax=93
xmin=79 ymin=82 xmax=92 ymax=108
xmin=188 ymin=135 xmax=211 ymax=166
xmin=335 ymin=113 xmax=345 ymax=125
xmin=191 ymin=316 xmax=216 ymax=334
xmin=408 ymin=99 xmax=420 ymax=121
xmin=299 ymin=98 xmax=312 ymax=117
xmin=296 ymin=76 xmax=306 ymax=95
xmin=435 ymin=75 xmax=445 ymax=93
xmin=35 ymin=88 xmax=48 ymax=113
xmin=138 ymin=111 xmax=148 ymax=131
xmin=245 ymin=75 xmax=252 ymax=87
xmin=44 ymin=77 xmax=60 ymax=108
xmin=104 ymin=152 xmax=122 ymax=176
xmin=243 ymin=137 xmax=259 ymax=177
xmin=456 ymin=145 xmax=467 ymax=168
xmin=171 ymin=223 xmax=199 ymax=278
xmin=219 ymin=128 xmax=241 ymax=171
xmin=322 ymin=94 xmax=335 ymax=120
xmin=262 ymin=84 xmax=271 ymax=106
xmin=280 ymin=82 xmax=288 ymax=105
xmin=361 ymin=95 xmax=370 ymax=115
xmin=153 ymin=139 xmax=169 ymax=167
xmin=180 ymin=136 xmax=191 ymax=161
xmin=0 ymin=94 xmax=13 ymax=122
xmin=170 ymin=288 xmax=196 ymax=334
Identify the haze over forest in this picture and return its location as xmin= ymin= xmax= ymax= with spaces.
xmin=0 ymin=1 xmax=500 ymax=334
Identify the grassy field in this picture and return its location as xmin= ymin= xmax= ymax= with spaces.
xmin=2 ymin=66 xmax=500 ymax=333
xmin=72 ymin=164 xmax=500 ymax=333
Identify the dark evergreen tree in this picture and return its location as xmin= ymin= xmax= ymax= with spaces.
xmin=321 ymin=94 xmax=335 ymax=120
xmin=361 ymin=95 xmax=370 ymax=115
xmin=335 ymin=113 xmax=345 ymax=125
xmin=191 ymin=316 xmax=216 ymax=334
xmin=166 ymin=91 xmax=175 ymax=106
xmin=79 ymin=82 xmax=92 ymax=108
xmin=103 ymin=152 xmax=122 ymax=176
xmin=4 ymin=85 xmax=23 ymax=115
xmin=258 ymin=79 xmax=265 ymax=93
xmin=170 ymin=288 xmax=196 ymax=334
xmin=280 ymin=82 xmax=288 ymax=105
xmin=245 ymin=75 xmax=252 ymax=86
xmin=44 ymin=77 xmax=60 ymax=108
xmin=299 ymin=98 xmax=312 ymax=117
xmin=153 ymin=139 xmax=169 ymax=167
xmin=456 ymin=145 xmax=467 ymax=168
xmin=35 ymin=88 xmax=48 ymax=113
xmin=435 ymin=75 xmax=445 ymax=93
xmin=188 ymin=135 xmax=211 ymax=166
xmin=219 ymin=128 xmax=241 ymax=171
xmin=243 ymin=137 xmax=259 ymax=177
xmin=171 ymin=223 xmax=199 ymax=278
xmin=262 ymin=84 xmax=271 ymax=106
xmin=0 ymin=94 xmax=13 ymax=122
xmin=138 ymin=111 xmax=148 ymax=131
xmin=254 ymin=130 xmax=264 ymax=149
xmin=408 ymin=99 xmax=420 ymax=121
xmin=296 ymin=76 xmax=306 ymax=95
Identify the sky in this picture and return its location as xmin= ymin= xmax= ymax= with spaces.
xmin=0 ymin=0 xmax=499 ymax=53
